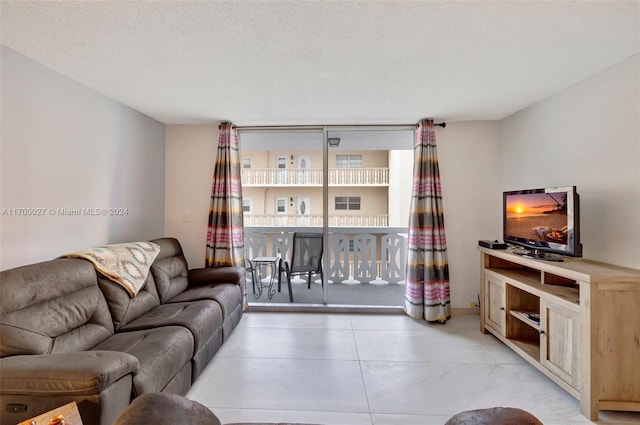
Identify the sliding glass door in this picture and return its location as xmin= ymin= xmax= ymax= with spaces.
xmin=239 ymin=126 xmax=413 ymax=308
xmin=239 ymin=129 xmax=326 ymax=305
xmin=325 ymin=128 xmax=413 ymax=307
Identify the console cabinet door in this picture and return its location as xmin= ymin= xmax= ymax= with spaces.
xmin=540 ymin=298 xmax=579 ymax=389
xmin=484 ymin=273 xmax=506 ymax=336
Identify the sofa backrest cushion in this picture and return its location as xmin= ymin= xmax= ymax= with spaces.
xmin=149 ymin=238 xmax=189 ymax=303
xmin=0 ymin=258 xmax=114 ymax=357
xmin=98 ymin=271 xmax=161 ymax=331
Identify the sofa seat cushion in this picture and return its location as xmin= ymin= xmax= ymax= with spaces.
xmin=168 ymin=284 xmax=242 ymax=321
xmin=119 ymin=300 xmax=223 ymax=355
xmin=92 ymin=326 xmax=193 ymax=396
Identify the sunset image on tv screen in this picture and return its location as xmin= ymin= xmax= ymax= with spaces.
xmin=505 ymin=191 xmax=568 ymax=244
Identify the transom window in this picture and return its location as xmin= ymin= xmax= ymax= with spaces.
xmin=336 ymin=154 xmax=362 ymax=168
xmin=335 ymin=196 xmax=361 ymax=210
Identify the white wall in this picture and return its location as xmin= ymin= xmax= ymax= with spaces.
xmin=437 ymin=122 xmax=502 ymax=308
xmin=164 ymin=124 xmax=220 ymax=269
xmin=0 ymin=46 xmax=166 ymax=270
xmin=500 ymin=53 xmax=640 ymax=269
xmin=388 ymin=150 xmax=413 ymax=227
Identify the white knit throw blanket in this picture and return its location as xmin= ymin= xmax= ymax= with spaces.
xmin=65 ymin=242 xmax=160 ymax=297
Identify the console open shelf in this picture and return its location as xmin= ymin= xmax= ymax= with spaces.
xmin=509 ymin=310 xmax=540 ymax=331
xmin=479 ymin=246 xmax=640 ymax=421
xmin=509 ymin=338 xmax=540 ymax=362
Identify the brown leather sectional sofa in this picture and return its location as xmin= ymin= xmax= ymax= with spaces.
xmin=0 ymin=237 xmax=244 ymax=425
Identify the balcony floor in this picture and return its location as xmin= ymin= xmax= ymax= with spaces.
xmin=247 ymin=279 xmax=405 ymax=307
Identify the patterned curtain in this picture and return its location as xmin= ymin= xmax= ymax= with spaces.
xmin=205 ymin=122 xmax=245 ymax=271
xmin=404 ymin=119 xmax=451 ymax=323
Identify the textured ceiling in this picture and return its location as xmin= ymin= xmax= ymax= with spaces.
xmin=1 ymin=1 xmax=639 ymax=125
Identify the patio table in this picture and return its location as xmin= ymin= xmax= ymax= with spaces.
xmin=249 ymin=256 xmax=281 ymax=300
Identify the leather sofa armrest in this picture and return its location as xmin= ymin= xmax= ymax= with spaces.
xmin=188 ymin=266 xmax=245 ymax=286
xmin=0 ymin=351 xmax=139 ymax=395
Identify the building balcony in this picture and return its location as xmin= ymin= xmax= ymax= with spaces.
xmin=242 ymin=167 xmax=389 ymax=186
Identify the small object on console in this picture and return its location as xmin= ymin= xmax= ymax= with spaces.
xmin=543 ymin=253 xmax=564 ymax=262
xmin=478 ymin=240 xmax=508 ymax=249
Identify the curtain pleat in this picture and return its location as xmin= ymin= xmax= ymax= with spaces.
xmin=205 ymin=122 xmax=245 ymax=268
xmin=404 ymin=119 xmax=451 ymax=323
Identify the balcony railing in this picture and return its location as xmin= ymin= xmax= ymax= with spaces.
xmin=244 ymin=227 xmax=407 ymax=284
xmin=242 ymin=168 xmax=389 ymax=186
xmin=244 ymin=215 xmax=389 ymax=227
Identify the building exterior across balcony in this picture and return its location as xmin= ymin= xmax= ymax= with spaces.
xmin=241 ymin=149 xmax=412 ymax=228
xmin=240 ymin=147 xmax=413 ymax=289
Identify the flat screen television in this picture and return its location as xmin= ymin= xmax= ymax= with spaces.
xmin=503 ymin=186 xmax=582 ymax=258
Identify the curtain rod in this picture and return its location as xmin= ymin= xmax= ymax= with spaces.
xmin=218 ymin=122 xmax=446 ymax=130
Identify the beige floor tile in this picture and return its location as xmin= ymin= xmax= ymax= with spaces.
xmin=349 ymin=313 xmax=434 ymax=331
xmin=190 ymin=357 xmax=369 ymax=413
xmin=361 ymin=359 xmax=577 ymax=420
xmin=239 ymin=311 xmax=353 ymax=329
xmin=354 ymin=328 xmax=502 ymax=363
xmin=370 ymin=413 xmax=452 ymax=425
xmin=216 ymin=326 xmax=359 ymax=360
xmin=209 ymin=408 xmax=373 ymax=425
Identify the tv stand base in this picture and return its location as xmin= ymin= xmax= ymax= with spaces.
xmin=512 ymin=248 xmax=564 ymax=262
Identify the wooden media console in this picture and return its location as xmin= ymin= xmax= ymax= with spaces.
xmin=478 ymin=246 xmax=640 ymax=420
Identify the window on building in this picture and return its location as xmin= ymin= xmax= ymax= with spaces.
xmin=275 ymin=197 xmax=287 ymax=214
xmin=336 ymin=154 xmax=362 ymax=168
xmin=243 ymin=198 xmax=252 ymax=213
xmin=276 ymin=156 xmax=287 ymax=169
xmin=335 ymin=196 xmax=361 ymax=210
xmin=242 ymin=157 xmax=252 ymax=169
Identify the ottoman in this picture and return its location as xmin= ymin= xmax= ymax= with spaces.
xmin=445 ymin=407 xmax=543 ymax=425
xmin=113 ymin=392 xmax=319 ymax=425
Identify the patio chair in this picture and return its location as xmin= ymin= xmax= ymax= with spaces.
xmin=281 ymin=232 xmax=324 ymax=301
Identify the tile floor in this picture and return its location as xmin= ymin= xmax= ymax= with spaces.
xmin=187 ymin=311 xmax=640 ymax=425
xmin=248 ymin=280 xmax=405 ymax=307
